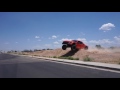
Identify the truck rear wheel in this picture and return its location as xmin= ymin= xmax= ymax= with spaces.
xmin=84 ymin=46 xmax=88 ymax=50
xmin=71 ymin=45 xmax=77 ymax=51
xmin=62 ymin=45 xmax=67 ymax=50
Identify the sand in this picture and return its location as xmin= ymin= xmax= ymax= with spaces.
xmin=23 ymin=48 xmax=120 ymax=64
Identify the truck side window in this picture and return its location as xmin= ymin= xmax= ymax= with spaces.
xmin=78 ymin=41 xmax=83 ymax=44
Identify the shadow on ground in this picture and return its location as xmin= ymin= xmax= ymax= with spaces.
xmin=61 ymin=50 xmax=79 ymax=57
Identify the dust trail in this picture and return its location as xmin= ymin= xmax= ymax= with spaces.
xmin=88 ymin=47 xmax=120 ymax=54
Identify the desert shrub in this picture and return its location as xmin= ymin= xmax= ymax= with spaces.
xmin=83 ymin=55 xmax=93 ymax=61
xmin=53 ymin=56 xmax=57 ymax=58
xmin=96 ymin=45 xmax=102 ymax=49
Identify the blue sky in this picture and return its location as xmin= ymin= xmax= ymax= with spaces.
xmin=0 ymin=12 xmax=120 ymax=51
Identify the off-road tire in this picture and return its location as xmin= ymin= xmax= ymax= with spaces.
xmin=71 ymin=45 xmax=77 ymax=51
xmin=84 ymin=46 xmax=88 ymax=50
xmin=62 ymin=45 xmax=67 ymax=50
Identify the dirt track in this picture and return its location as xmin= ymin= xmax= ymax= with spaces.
xmin=23 ymin=48 xmax=120 ymax=64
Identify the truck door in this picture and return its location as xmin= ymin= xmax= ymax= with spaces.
xmin=77 ymin=41 xmax=84 ymax=49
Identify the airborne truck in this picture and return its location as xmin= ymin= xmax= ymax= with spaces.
xmin=62 ymin=40 xmax=88 ymax=51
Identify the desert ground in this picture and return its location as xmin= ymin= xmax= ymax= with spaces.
xmin=20 ymin=47 xmax=120 ymax=64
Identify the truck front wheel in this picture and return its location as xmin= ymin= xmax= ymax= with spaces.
xmin=62 ymin=45 xmax=67 ymax=50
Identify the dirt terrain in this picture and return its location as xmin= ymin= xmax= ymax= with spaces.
xmin=22 ymin=48 xmax=120 ymax=64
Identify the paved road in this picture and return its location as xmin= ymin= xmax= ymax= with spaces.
xmin=0 ymin=53 xmax=120 ymax=78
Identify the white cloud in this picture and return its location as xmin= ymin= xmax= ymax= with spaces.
xmin=89 ymin=39 xmax=114 ymax=44
xmin=53 ymin=41 xmax=59 ymax=44
xmin=114 ymin=36 xmax=120 ymax=42
xmin=35 ymin=36 xmax=40 ymax=38
xmin=89 ymin=40 xmax=98 ymax=44
xmin=77 ymin=38 xmax=87 ymax=43
xmin=52 ymin=35 xmax=57 ymax=39
xmin=99 ymin=23 xmax=115 ymax=31
xmin=59 ymin=38 xmax=72 ymax=42
xmin=15 ymin=42 xmax=18 ymax=43
xmin=49 ymin=35 xmax=58 ymax=39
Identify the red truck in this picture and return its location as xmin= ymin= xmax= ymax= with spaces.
xmin=62 ymin=40 xmax=88 ymax=51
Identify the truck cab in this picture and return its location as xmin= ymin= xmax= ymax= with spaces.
xmin=62 ymin=40 xmax=88 ymax=51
